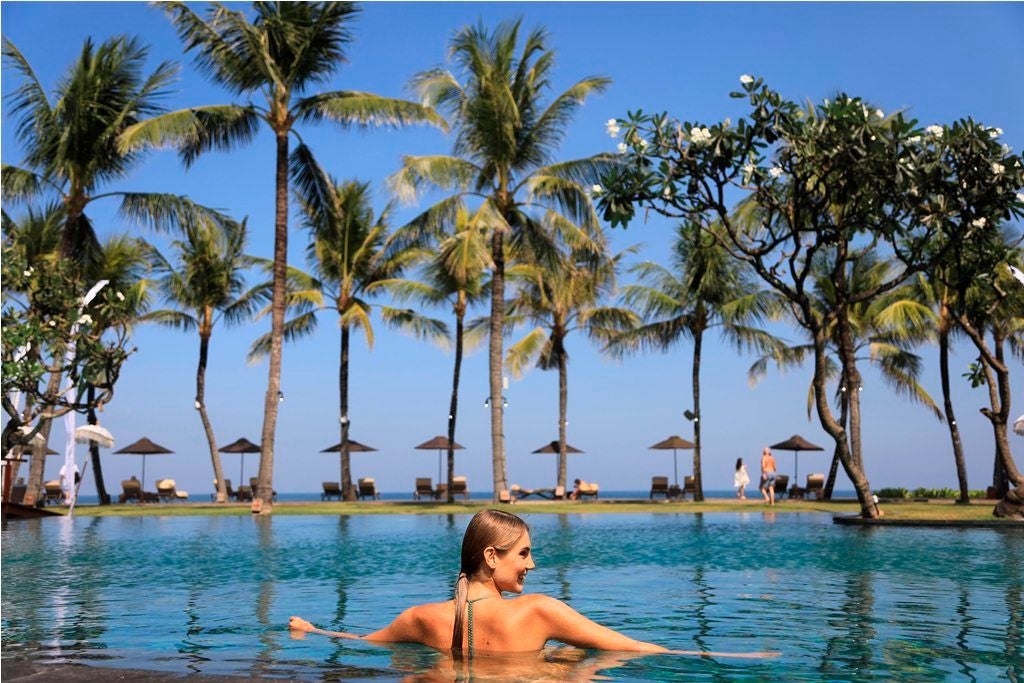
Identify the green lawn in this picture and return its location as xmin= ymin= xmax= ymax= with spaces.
xmin=62 ymin=497 xmax=1012 ymax=521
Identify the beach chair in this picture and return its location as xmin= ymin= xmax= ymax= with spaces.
xmin=119 ymin=478 xmax=143 ymax=504
xmin=250 ymin=477 xmax=278 ymax=502
xmin=650 ymin=476 xmax=670 ymax=499
xmin=682 ymin=476 xmax=695 ymax=499
xmin=553 ymin=485 xmax=566 ymax=500
xmin=357 ymin=477 xmax=379 ymax=500
xmin=43 ymin=480 xmax=64 ymax=506
xmin=156 ymin=479 xmax=188 ymax=502
xmin=235 ymin=484 xmax=253 ymax=502
xmin=773 ymin=474 xmax=790 ymax=499
xmin=413 ymin=478 xmax=434 ymax=500
xmin=435 ymin=482 xmax=448 ymax=500
xmin=321 ymin=481 xmax=343 ymax=501
xmin=451 ymin=476 xmax=469 ymax=500
xmin=577 ymin=481 xmax=599 ymax=500
xmin=498 ymin=489 xmax=512 ymax=504
xmin=211 ymin=479 xmax=236 ymax=502
xmin=805 ymin=473 xmax=825 ymax=500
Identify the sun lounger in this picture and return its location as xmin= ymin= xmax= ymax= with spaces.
xmin=322 ymin=481 xmax=343 ymax=501
xmin=43 ymin=480 xmax=64 ymax=506
xmin=357 ymin=477 xmax=379 ymax=500
xmin=211 ymin=479 xmax=237 ymax=502
xmin=682 ymin=476 xmax=695 ymax=500
xmin=773 ymin=474 xmax=790 ymax=499
xmin=119 ymin=478 xmax=143 ymax=504
xmin=803 ymin=473 xmax=825 ymax=500
xmin=498 ymin=489 xmax=512 ymax=503
xmin=435 ymin=482 xmax=448 ymax=500
xmin=650 ymin=476 xmax=670 ymax=499
xmin=577 ymin=481 xmax=599 ymax=500
xmin=413 ymin=478 xmax=434 ymax=500
xmin=235 ymin=484 xmax=253 ymax=502
xmin=451 ymin=476 xmax=469 ymax=500
xmin=156 ymin=479 xmax=188 ymax=502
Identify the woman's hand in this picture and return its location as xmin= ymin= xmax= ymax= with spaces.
xmin=289 ymin=616 xmax=315 ymax=632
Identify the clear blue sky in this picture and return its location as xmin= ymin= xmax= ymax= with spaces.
xmin=3 ymin=2 xmax=1023 ymax=496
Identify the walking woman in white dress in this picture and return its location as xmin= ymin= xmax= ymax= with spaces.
xmin=734 ymin=458 xmax=750 ymax=499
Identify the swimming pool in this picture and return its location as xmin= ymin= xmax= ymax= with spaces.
xmin=2 ymin=513 xmax=1021 ymax=680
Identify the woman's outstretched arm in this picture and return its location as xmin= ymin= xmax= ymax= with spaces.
xmin=536 ymin=599 xmax=780 ymax=658
xmin=289 ymin=616 xmax=361 ymax=639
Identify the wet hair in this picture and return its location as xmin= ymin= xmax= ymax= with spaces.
xmin=451 ymin=509 xmax=529 ymax=652
xmin=735 ymin=458 xmax=743 ymax=471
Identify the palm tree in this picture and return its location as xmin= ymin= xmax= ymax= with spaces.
xmin=749 ymin=252 xmax=941 ymax=497
xmin=251 ymin=174 xmax=444 ymax=501
xmin=2 ymin=35 xmax=229 ymax=503
xmin=390 ymin=19 xmax=612 ymax=498
xmin=374 ymin=207 xmax=491 ymax=503
xmin=905 ymin=270 xmax=971 ymax=502
xmin=118 ymin=2 xmax=444 ymax=513
xmin=608 ymin=222 xmax=782 ymax=501
xmin=145 ymin=217 xmax=267 ymax=503
xmin=504 ymin=247 xmax=638 ymax=490
xmin=81 ymin=235 xmax=153 ymax=505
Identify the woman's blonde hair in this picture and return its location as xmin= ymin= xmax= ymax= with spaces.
xmin=451 ymin=509 xmax=529 ymax=652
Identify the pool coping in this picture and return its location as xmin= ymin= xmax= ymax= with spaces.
xmin=832 ymin=514 xmax=1024 ymax=528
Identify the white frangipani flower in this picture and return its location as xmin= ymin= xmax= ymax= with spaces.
xmin=689 ymin=127 xmax=712 ymax=146
xmin=617 ymin=142 xmax=628 ymax=154
xmin=971 ymin=218 xmax=987 ymax=229
xmin=992 ymin=162 xmax=1005 ymax=175
xmin=769 ymin=166 xmax=783 ymax=179
xmin=875 ymin=109 xmax=884 ymax=118
xmin=48 ymin=320 xmax=57 ymax=327
xmin=591 ymin=184 xmax=603 ymax=195
xmin=662 ymin=187 xmax=673 ymax=198
xmin=77 ymin=314 xmax=93 ymax=326
xmin=740 ymin=74 xmax=754 ymax=85
xmin=605 ymin=119 xmax=620 ymax=138
xmin=907 ymin=136 xmax=921 ymax=143
xmin=23 ymin=268 xmax=33 ymax=277
xmin=638 ymin=137 xmax=649 ymax=149
xmin=989 ymin=127 xmax=1004 ymax=139
xmin=116 ymin=291 xmax=126 ymax=301
xmin=926 ymin=125 xmax=943 ymax=137
xmin=1017 ymin=193 xmax=1024 ymax=203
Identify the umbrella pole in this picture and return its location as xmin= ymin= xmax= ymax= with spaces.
xmin=795 ymin=452 xmax=799 ymax=483
xmin=240 ymin=454 xmax=245 ymax=487
xmin=437 ymin=450 xmax=442 ymax=484
xmin=673 ymin=449 xmax=679 ymax=488
xmin=142 ymin=455 xmax=147 ymax=498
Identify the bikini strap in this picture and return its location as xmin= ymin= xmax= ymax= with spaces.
xmin=466 ymin=596 xmax=490 ymax=656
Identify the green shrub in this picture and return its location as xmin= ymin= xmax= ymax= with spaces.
xmin=875 ymin=487 xmax=910 ymax=499
xmin=910 ymin=487 xmax=960 ymax=499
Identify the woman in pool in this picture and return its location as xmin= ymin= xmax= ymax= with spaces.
xmin=289 ymin=509 xmax=775 ymax=659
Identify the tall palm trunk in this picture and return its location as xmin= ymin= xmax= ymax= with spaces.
xmin=86 ymin=385 xmax=110 ymax=505
xmin=938 ymin=316 xmax=969 ymax=503
xmin=446 ymin=297 xmax=466 ymax=504
xmin=197 ymin=325 xmax=227 ymax=503
xmin=255 ymin=130 xmax=290 ymax=514
xmin=488 ymin=230 xmax=508 ymax=498
xmin=340 ymin=324 xmax=354 ymax=501
xmin=556 ymin=332 xmax=568 ymax=490
xmin=691 ymin=323 xmax=704 ymax=502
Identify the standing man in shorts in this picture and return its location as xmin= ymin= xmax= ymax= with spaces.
xmin=760 ymin=447 xmax=777 ymax=506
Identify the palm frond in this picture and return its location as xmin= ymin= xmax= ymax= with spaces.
xmin=296 ymin=91 xmax=447 ymax=131
xmin=379 ymin=306 xmax=450 ymax=349
xmin=116 ymin=192 xmax=232 ymax=234
xmin=139 ymin=309 xmax=198 ymax=332
xmin=506 ymin=326 xmax=550 ymax=378
xmin=387 ymin=155 xmax=481 ymax=205
xmin=117 ymin=105 xmax=262 ymax=168
xmin=1 ymin=165 xmax=55 ymax=202
xmin=247 ymin=310 xmax=319 ymax=363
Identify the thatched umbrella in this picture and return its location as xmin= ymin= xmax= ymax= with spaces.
xmin=648 ymin=435 xmax=695 ymax=487
xmin=415 ymin=436 xmax=464 ymax=483
xmin=218 ymin=437 xmax=261 ymax=484
xmin=114 ymin=437 xmax=173 ymax=486
xmin=321 ymin=440 xmax=378 ymax=485
xmin=769 ymin=434 xmax=824 ymax=481
xmin=532 ymin=441 xmax=585 ymax=482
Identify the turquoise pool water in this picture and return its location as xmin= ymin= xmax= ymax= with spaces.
xmin=2 ymin=513 xmax=1021 ymax=681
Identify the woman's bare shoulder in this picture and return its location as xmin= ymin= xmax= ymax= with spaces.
xmin=407 ymin=600 xmax=455 ymax=623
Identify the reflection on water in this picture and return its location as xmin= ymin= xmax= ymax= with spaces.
xmin=2 ymin=513 xmax=1023 ymax=681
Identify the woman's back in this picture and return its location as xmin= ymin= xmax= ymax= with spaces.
xmin=376 ymin=595 xmax=551 ymax=653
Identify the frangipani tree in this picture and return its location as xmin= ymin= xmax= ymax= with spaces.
xmin=598 ymin=76 xmax=1024 ymax=518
